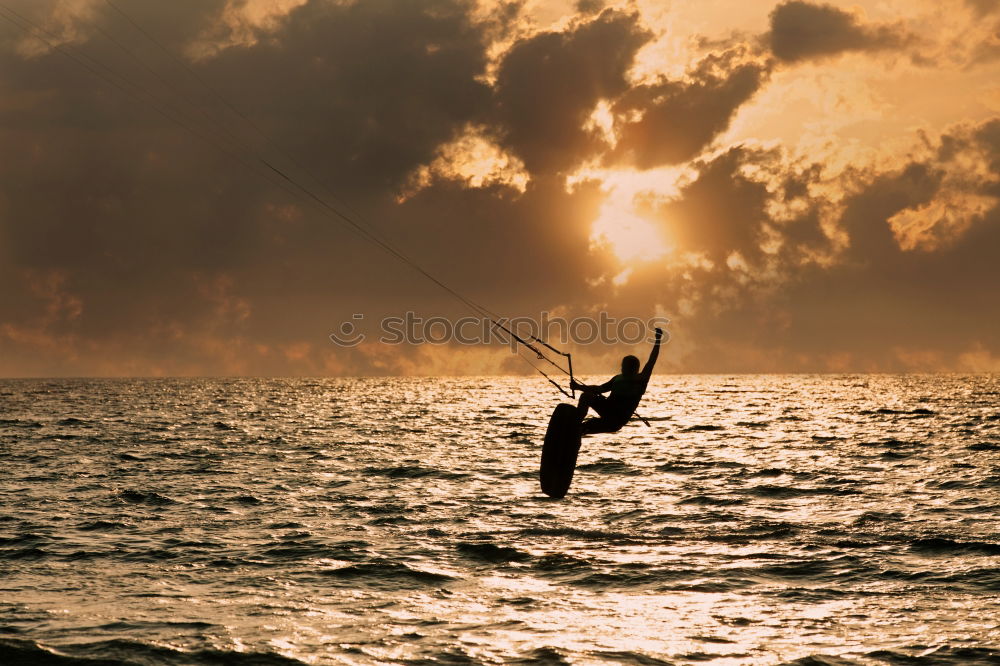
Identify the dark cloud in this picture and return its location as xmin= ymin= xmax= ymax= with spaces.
xmin=970 ymin=19 xmax=1000 ymax=64
xmin=491 ymin=8 xmax=652 ymax=174
xmin=614 ymin=118 xmax=1000 ymax=372
xmin=0 ymin=0 xmax=501 ymax=374
xmin=839 ymin=162 xmax=943 ymax=260
xmin=0 ymin=0 xmax=228 ymax=52
xmin=576 ymin=0 xmax=606 ymax=16
xmin=974 ymin=118 xmax=1000 ymax=174
xmin=767 ymin=206 xmax=1000 ymax=368
xmin=207 ymin=0 xmax=493 ymax=195
xmin=0 ymin=1 xmax=996 ymax=376
xmin=611 ymin=48 xmax=770 ymax=168
xmin=966 ymin=0 xmax=1000 ymax=16
xmin=374 ymin=175 xmax=607 ymax=316
xmin=767 ymin=0 xmax=912 ymax=63
xmin=0 ymin=0 xmax=657 ymax=375
xmin=655 ymin=146 xmax=776 ymax=264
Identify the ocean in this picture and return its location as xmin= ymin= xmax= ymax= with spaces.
xmin=1 ymin=375 xmax=998 ymax=665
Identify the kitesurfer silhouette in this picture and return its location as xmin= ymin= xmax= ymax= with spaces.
xmin=571 ymin=327 xmax=662 ymax=435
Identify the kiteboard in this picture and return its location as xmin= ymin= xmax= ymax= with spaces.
xmin=539 ymin=403 xmax=583 ymax=498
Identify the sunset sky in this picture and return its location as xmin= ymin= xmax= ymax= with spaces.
xmin=1 ymin=0 xmax=998 ymax=377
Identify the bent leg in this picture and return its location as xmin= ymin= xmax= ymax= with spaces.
xmin=581 ymin=415 xmax=629 ymax=436
xmin=576 ymin=392 xmax=606 ymax=421
xmin=581 ymin=417 xmax=609 ymax=436
xmin=580 ymin=403 xmax=631 ymax=436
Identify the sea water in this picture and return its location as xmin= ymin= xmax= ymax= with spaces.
xmin=1 ymin=375 xmax=999 ymax=665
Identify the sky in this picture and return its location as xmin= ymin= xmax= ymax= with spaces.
xmin=0 ymin=0 xmax=998 ymax=377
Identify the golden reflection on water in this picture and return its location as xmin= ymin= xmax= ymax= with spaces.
xmin=2 ymin=376 xmax=1000 ymax=664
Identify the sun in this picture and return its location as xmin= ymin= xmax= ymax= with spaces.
xmin=590 ymin=199 xmax=671 ymax=264
xmin=572 ymin=164 xmax=686 ymax=268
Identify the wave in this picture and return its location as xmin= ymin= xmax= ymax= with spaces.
xmin=570 ymin=564 xmax=730 ymax=591
xmin=655 ymin=462 xmax=706 ymax=474
xmin=588 ymin=649 xmax=674 ymax=665
xmin=0 ymin=637 xmax=307 ymax=665
xmin=742 ymin=484 xmax=860 ymax=499
xmin=925 ymin=479 xmax=974 ymax=490
xmin=3 ymin=376 xmax=999 ymax=663
xmin=0 ymin=418 xmax=42 ymax=428
xmin=259 ymin=540 xmax=368 ymax=562
xmin=576 ymin=459 xmax=642 ymax=475
xmin=922 ymin=567 xmax=1000 ymax=591
xmin=778 ymin=655 xmax=860 ymax=665
xmin=705 ymin=521 xmax=798 ymax=543
xmin=860 ymin=408 xmax=937 ymax=417
xmin=400 ymin=646 xmax=484 ymax=665
xmin=747 ymin=468 xmax=791 ymax=478
xmin=0 ymin=533 xmax=46 ymax=546
xmin=501 ymin=470 xmax=538 ymax=479
xmin=853 ymin=511 xmax=906 ymax=525
xmin=967 ymin=442 xmax=1000 ymax=451
xmin=319 ymin=560 xmax=456 ymax=586
xmin=234 ymin=494 xmax=264 ymax=505
xmin=532 ymin=552 xmax=594 ymax=572
xmin=116 ymin=490 xmax=178 ymax=505
xmin=747 ymin=555 xmax=875 ymax=584
xmin=520 ymin=527 xmax=644 ymax=543
xmin=361 ymin=465 xmax=470 ymax=480
xmin=456 ymin=542 xmax=532 ymax=563
xmin=909 ymin=537 xmax=1000 ymax=556
xmin=863 ymin=646 xmax=1000 ymax=664
xmin=0 ymin=547 xmax=50 ymax=561
xmin=404 ymin=639 xmax=567 ymax=665
xmin=677 ymin=494 xmax=743 ymax=506
xmin=858 ymin=438 xmax=923 ymax=449
xmin=94 ymin=620 xmax=216 ymax=632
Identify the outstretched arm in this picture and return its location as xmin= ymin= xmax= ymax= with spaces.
xmin=641 ymin=328 xmax=663 ymax=379
xmin=571 ymin=378 xmax=614 ymax=394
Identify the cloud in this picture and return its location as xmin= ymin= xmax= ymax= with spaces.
xmin=490 ymin=8 xmax=652 ymax=175
xmin=969 ymin=17 xmax=1000 ymax=64
xmin=575 ymin=0 xmax=605 ymax=16
xmin=654 ymin=146 xmax=779 ymax=265
xmin=767 ymin=0 xmax=913 ymax=63
xmin=205 ymin=0 xmax=494 ymax=194
xmin=608 ymin=116 xmax=1000 ymax=372
xmin=966 ymin=0 xmax=1000 ymax=17
xmin=610 ymin=47 xmax=771 ymax=168
xmin=0 ymin=0 xmax=997 ymax=376
xmin=0 ymin=0 xmax=505 ymax=375
xmin=838 ymin=162 xmax=943 ymax=260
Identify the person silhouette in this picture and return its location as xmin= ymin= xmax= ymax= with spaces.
xmin=571 ymin=327 xmax=662 ymax=436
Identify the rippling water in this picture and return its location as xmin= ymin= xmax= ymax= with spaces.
xmin=1 ymin=375 xmax=999 ymax=665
